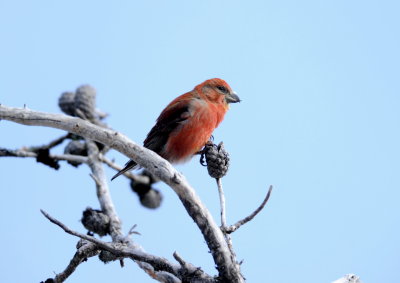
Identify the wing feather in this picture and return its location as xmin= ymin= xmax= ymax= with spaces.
xmin=144 ymin=98 xmax=192 ymax=155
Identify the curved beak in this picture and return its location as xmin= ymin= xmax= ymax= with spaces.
xmin=226 ymin=91 xmax=241 ymax=103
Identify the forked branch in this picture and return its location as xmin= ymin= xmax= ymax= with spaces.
xmin=0 ymin=105 xmax=243 ymax=283
xmin=224 ymin=185 xmax=273 ymax=234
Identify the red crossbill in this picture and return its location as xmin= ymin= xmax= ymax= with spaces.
xmin=111 ymin=78 xmax=240 ymax=180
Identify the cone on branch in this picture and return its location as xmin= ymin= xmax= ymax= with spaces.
xmin=201 ymin=142 xmax=230 ymax=179
xmin=58 ymin=92 xmax=76 ymax=116
xmin=99 ymin=250 xmax=119 ymax=264
xmin=75 ymin=85 xmax=97 ymax=121
xmin=81 ymin=207 xmax=110 ymax=236
xmin=130 ymin=171 xmax=163 ymax=209
xmin=64 ymin=140 xmax=87 ymax=167
xmin=58 ymin=85 xmax=105 ymax=122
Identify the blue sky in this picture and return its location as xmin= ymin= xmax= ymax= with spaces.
xmin=1 ymin=1 xmax=399 ymax=282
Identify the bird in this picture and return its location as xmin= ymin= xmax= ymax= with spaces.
xmin=111 ymin=78 xmax=240 ymax=181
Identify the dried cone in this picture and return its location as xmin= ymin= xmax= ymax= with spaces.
xmin=204 ymin=142 xmax=230 ymax=179
xmin=99 ymin=250 xmax=119 ymax=264
xmin=64 ymin=140 xmax=87 ymax=167
xmin=139 ymin=189 xmax=162 ymax=209
xmin=75 ymin=85 xmax=96 ymax=121
xmin=58 ymin=92 xmax=76 ymax=116
xmin=130 ymin=173 xmax=163 ymax=209
xmin=81 ymin=207 xmax=110 ymax=236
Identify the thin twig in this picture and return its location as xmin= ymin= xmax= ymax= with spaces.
xmin=0 ymin=148 xmax=37 ymax=157
xmin=86 ymin=140 xmax=122 ymax=240
xmin=216 ymin=178 xmax=227 ymax=229
xmin=173 ymin=251 xmax=188 ymax=268
xmin=40 ymin=210 xmax=177 ymax=272
xmin=0 ymin=147 xmax=87 ymax=164
xmin=41 ymin=210 xmax=112 ymax=251
xmin=224 ymin=185 xmax=273 ymax=234
xmin=2 ymin=149 xmax=155 ymax=183
xmin=216 ymin=178 xmax=236 ymax=260
xmin=29 ymin=133 xmax=71 ymax=152
xmin=173 ymin=252 xmax=214 ymax=282
xmin=128 ymin=224 xmax=141 ymax=236
xmin=40 ymin=210 xmax=213 ymax=282
xmin=53 ymin=241 xmax=100 ymax=283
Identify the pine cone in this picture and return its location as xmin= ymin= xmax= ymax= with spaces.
xmin=204 ymin=142 xmax=230 ymax=179
xmin=64 ymin=140 xmax=87 ymax=167
xmin=81 ymin=207 xmax=110 ymax=236
xmin=130 ymin=173 xmax=162 ymax=209
xmin=58 ymin=92 xmax=76 ymax=116
xmin=75 ymin=85 xmax=96 ymax=121
xmin=99 ymin=250 xmax=119 ymax=264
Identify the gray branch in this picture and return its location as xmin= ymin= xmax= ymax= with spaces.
xmin=85 ymin=139 xmax=123 ymax=240
xmin=224 ymin=185 xmax=273 ymax=234
xmin=52 ymin=241 xmax=100 ymax=283
xmin=28 ymin=133 xmax=71 ymax=152
xmin=0 ymin=147 xmax=149 ymax=184
xmin=0 ymin=105 xmax=243 ymax=282
xmin=41 ymin=210 xmax=213 ymax=282
xmin=216 ymin=178 xmax=227 ymax=229
xmin=0 ymin=147 xmax=87 ymax=164
xmin=86 ymin=139 xmax=184 ymax=282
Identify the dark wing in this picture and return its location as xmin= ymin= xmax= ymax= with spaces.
xmin=111 ymin=100 xmax=190 ymax=181
xmin=144 ymin=102 xmax=190 ymax=154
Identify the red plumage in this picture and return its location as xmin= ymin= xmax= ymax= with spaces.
xmin=111 ymin=78 xmax=240 ymax=180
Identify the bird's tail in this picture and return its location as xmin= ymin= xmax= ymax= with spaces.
xmin=111 ymin=159 xmax=137 ymax=181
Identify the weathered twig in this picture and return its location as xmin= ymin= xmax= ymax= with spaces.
xmin=41 ymin=210 xmax=179 ymax=274
xmin=52 ymin=241 xmax=100 ymax=283
xmin=224 ymin=185 xmax=273 ymax=234
xmin=216 ymin=178 xmax=236 ymax=261
xmin=0 ymin=147 xmax=87 ymax=164
xmin=0 ymin=146 xmax=150 ymax=183
xmin=86 ymin=139 xmax=164 ymax=280
xmin=127 ymin=224 xmax=141 ymax=236
xmin=173 ymin=252 xmax=214 ymax=283
xmin=85 ymin=140 xmax=122 ymax=240
xmin=39 ymin=126 xmax=212 ymax=281
xmin=29 ymin=133 xmax=71 ymax=152
xmin=41 ymin=210 xmax=213 ymax=282
xmin=0 ymin=105 xmax=243 ymax=282
xmin=216 ymin=178 xmax=227 ymax=229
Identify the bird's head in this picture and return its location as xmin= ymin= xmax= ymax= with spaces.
xmin=196 ymin=78 xmax=241 ymax=107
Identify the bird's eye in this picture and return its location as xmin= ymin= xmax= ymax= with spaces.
xmin=217 ymin=85 xmax=228 ymax=93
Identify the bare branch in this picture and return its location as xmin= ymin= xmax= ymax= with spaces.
xmin=0 ymin=146 xmax=149 ymax=183
xmin=224 ymin=185 xmax=273 ymax=234
xmin=40 ymin=210 xmax=178 ymax=272
xmin=0 ymin=147 xmax=88 ymax=164
xmin=0 ymin=148 xmax=37 ymax=158
xmin=86 ymin=140 xmax=210 ymax=282
xmin=128 ymin=224 xmax=141 ymax=236
xmin=216 ymin=178 xmax=227 ymax=229
xmin=29 ymin=133 xmax=71 ymax=152
xmin=53 ymin=241 xmax=100 ymax=283
xmin=173 ymin=252 xmax=215 ymax=283
xmin=0 ymin=105 xmax=243 ymax=282
xmin=85 ymin=140 xmax=123 ymax=240
xmin=41 ymin=210 xmax=213 ymax=282
xmin=215 ymin=178 xmax=236 ymax=262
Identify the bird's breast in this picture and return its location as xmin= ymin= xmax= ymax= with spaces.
xmin=163 ymin=100 xmax=227 ymax=163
